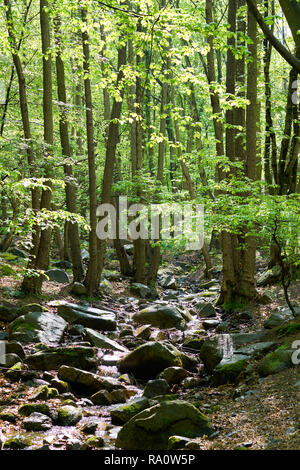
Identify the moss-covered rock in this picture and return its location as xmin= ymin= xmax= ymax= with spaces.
xmin=3 ymin=435 xmax=32 ymax=449
xmin=57 ymin=405 xmax=82 ymax=426
xmin=25 ymin=346 xmax=97 ymax=371
xmin=257 ymin=349 xmax=293 ymax=377
xmin=133 ymin=305 xmax=184 ymax=329
xmin=110 ymin=397 xmax=152 ymax=425
xmin=212 ymin=354 xmax=248 ymax=385
xmin=116 ymin=400 xmax=213 ymax=450
xmin=18 ymin=403 xmax=51 ymax=417
xmin=8 ymin=311 xmax=67 ymax=345
xmin=117 ymin=341 xmax=183 ymax=379
xmin=158 ymin=366 xmax=190 ymax=385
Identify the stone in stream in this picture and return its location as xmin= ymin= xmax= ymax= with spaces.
xmin=83 ymin=328 xmax=128 ymax=352
xmin=143 ymin=379 xmax=169 ymax=398
xmin=0 ymin=304 xmax=18 ymax=322
xmin=57 ymin=302 xmax=116 ymax=331
xmin=117 ymin=341 xmax=183 ymax=380
xmin=115 ymin=400 xmax=213 ymax=450
xmin=45 ymin=268 xmax=70 ymax=284
xmin=25 ymin=346 xmax=97 ymax=371
xmin=58 ymin=365 xmax=125 ymax=394
xmin=133 ymin=304 xmax=185 ymax=329
xmin=8 ymin=311 xmax=68 ymax=345
xmin=22 ymin=412 xmax=52 ymax=431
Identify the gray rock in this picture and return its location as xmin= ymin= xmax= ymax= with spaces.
xmin=58 ymin=365 xmax=125 ymax=393
xmin=25 ymin=346 xmax=96 ymax=371
xmin=158 ymin=367 xmax=190 ymax=385
xmin=236 ymin=341 xmax=276 ymax=358
xmin=258 ymin=349 xmax=293 ymax=377
xmin=203 ymin=319 xmax=220 ymax=330
xmin=143 ymin=379 xmax=169 ymax=398
xmin=0 ymin=304 xmax=18 ymax=322
xmin=110 ymin=397 xmax=151 ymax=425
xmin=57 ymin=302 xmax=116 ymax=331
xmin=195 ymin=302 xmax=216 ymax=318
xmin=133 ymin=305 xmax=184 ymax=329
xmin=130 ymin=283 xmax=152 ymax=299
xmin=45 ymin=269 xmax=70 ymax=284
xmin=264 ymin=309 xmax=295 ymax=329
xmin=117 ymin=341 xmax=183 ymax=379
xmin=8 ymin=311 xmax=67 ymax=345
xmin=116 ymin=400 xmax=212 ymax=450
xmin=23 ymin=412 xmax=52 ymax=431
xmin=90 ymin=390 xmax=112 ymax=405
xmin=83 ymin=328 xmax=128 ymax=352
xmin=158 ymin=275 xmax=177 ymax=290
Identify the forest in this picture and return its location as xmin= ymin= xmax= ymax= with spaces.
xmin=0 ymin=0 xmax=299 ymax=453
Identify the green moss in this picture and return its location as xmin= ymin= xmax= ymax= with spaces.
xmin=278 ymin=323 xmax=300 ymax=336
xmin=18 ymin=403 xmax=51 ymax=417
xmin=3 ymin=435 xmax=32 ymax=449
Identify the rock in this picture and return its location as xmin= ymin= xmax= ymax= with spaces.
xmin=200 ymin=337 xmax=223 ymax=371
xmin=183 ymin=336 xmax=205 ymax=351
xmin=23 ymin=412 xmax=52 ymax=431
xmin=57 ymin=406 xmax=82 ymax=426
xmin=17 ymin=304 xmax=47 ymax=315
xmin=203 ymin=319 xmax=220 ymax=330
xmin=90 ymin=390 xmax=112 ymax=405
xmin=3 ymin=435 xmax=32 ymax=450
xmin=0 ymin=353 xmax=22 ymax=367
xmin=110 ymin=389 xmax=128 ymax=404
xmin=158 ymin=275 xmax=177 ymax=290
xmin=18 ymin=403 xmax=52 ymax=417
xmin=25 ymin=346 xmax=96 ymax=371
xmin=235 ymin=311 xmax=255 ymax=322
xmin=83 ymin=328 xmax=128 ymax=352
xmin=258 ymin=349 xmax=293 ymax=377
xmin=118 ymin=341 xmax=183 ymax=379
xmin=143 ymin=379 xmax=169 ymax=398
xmin=195 ymin=302 xmax=216 ymax=318
xmin=80 ymin=419 xmax=98 ymax=434
xmin=116 ymin=400 xmax=213 ymax=450
xmin=257 ymin=265 xmax=281 ymax=287
xmin=168 ymin=435 xmax=191 ymax=450
xmin=71 ymin=282 xmax=87 ymax=295
xmin=133 ymin=305 xmax=184 ymax=329
xmin=58 ymin=365 xmax=125 ymax=393
xmin=0 ymin=411 xmax=18 ymax=423
xmin=158 ymin=367 xmax=190 ymax=385
xmin=57 ymin=302 xmax=116 ymax=331
xmin=83 ymin=436 xmax=104 ymax=449
xmin=236 ymin=342 xmax=276 ymax=358
xmin=30 ymin=385 xmax=50 ymax=400
xmin=5 ymin=362 xmax=28 ymax=381
xmin=50 ymin=379 xmax=69 ymax=393
xmin=212 ymin=355 xmax=248 ymax=385
xmin=110 ymin=397 xmax=152 ymax=425
xmin=231 ymin=330 xmax=268 ymax=345
xmin=8 ymin=311 xmax=67 ymax=345
xmin=130 ymin=283 xmax=152 ymax=299
xmin=6 ymin=341 xmax=25 ymax=359
xmin=53 ymin=260 xmax=73 ymax=270
xmin=45 ymin=269 xmax=70 ymax=284
xmin=0 ymin=304 xmax=18 ymax=322
xmin=135 ymin=325 xmax=152 ymax=340
xmin=264 ymin=309 xmax=296 ymax=329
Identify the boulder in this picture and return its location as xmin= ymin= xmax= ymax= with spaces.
xmin=257 ymin=265 xmax=281 ymax=287
xmin=58 ymin=365 xmax=125 ymax=394
xmin=71 ymin=282 xmax=87 ymax=296
xmin=57 ymin=406 xmax=82 ymax=426
xmin=258 ymin=349 xmax=293 ymax=377
xmin=143 ymin=379 xmax=169 ymax=398
xmin=158 ymin=367 xmax=190 ymax=385
xmin=212 ymin=354 xmax=248 ymax=385
xmin=195 ymin=302 xmax=216 ymax=318
xmin=0 ymin=304 xmax=18 ymax=322
xmin=25 ymin=346 xmax=96 ymax=371
xmin=3 ymin=435 xmax=31 ymax=450
xmin=264 ymin=308 xmax=297 ymax=329
xmin=110 ymin=397 xmax=151 ymax=425
xmin=23 ymin=412 xmax=52 ymax=431
xmin=130 ymin=283 xmax=152 ymax=299
xmin=45 ymin=269 xmax=70 ymax=284
xmin=8 ymin=311 xmax=67 ymax=345
xmin=115 ymin=400 xmax=212 ymax=450
xmin=83 ymin=328 xmax=128 ymax=352
xmin=117 ymin=341 xmax=183 ymax=379
xmin=133 ymin=305 xmax=184 ymax=329
xmin=158 ymin=275 xmax=177 ymax=290
xmin=57 ymin=302 xmax=116 ymax=331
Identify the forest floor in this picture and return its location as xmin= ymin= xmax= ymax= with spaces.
xmin=0 ymin=249 xmax=299 ymax=450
